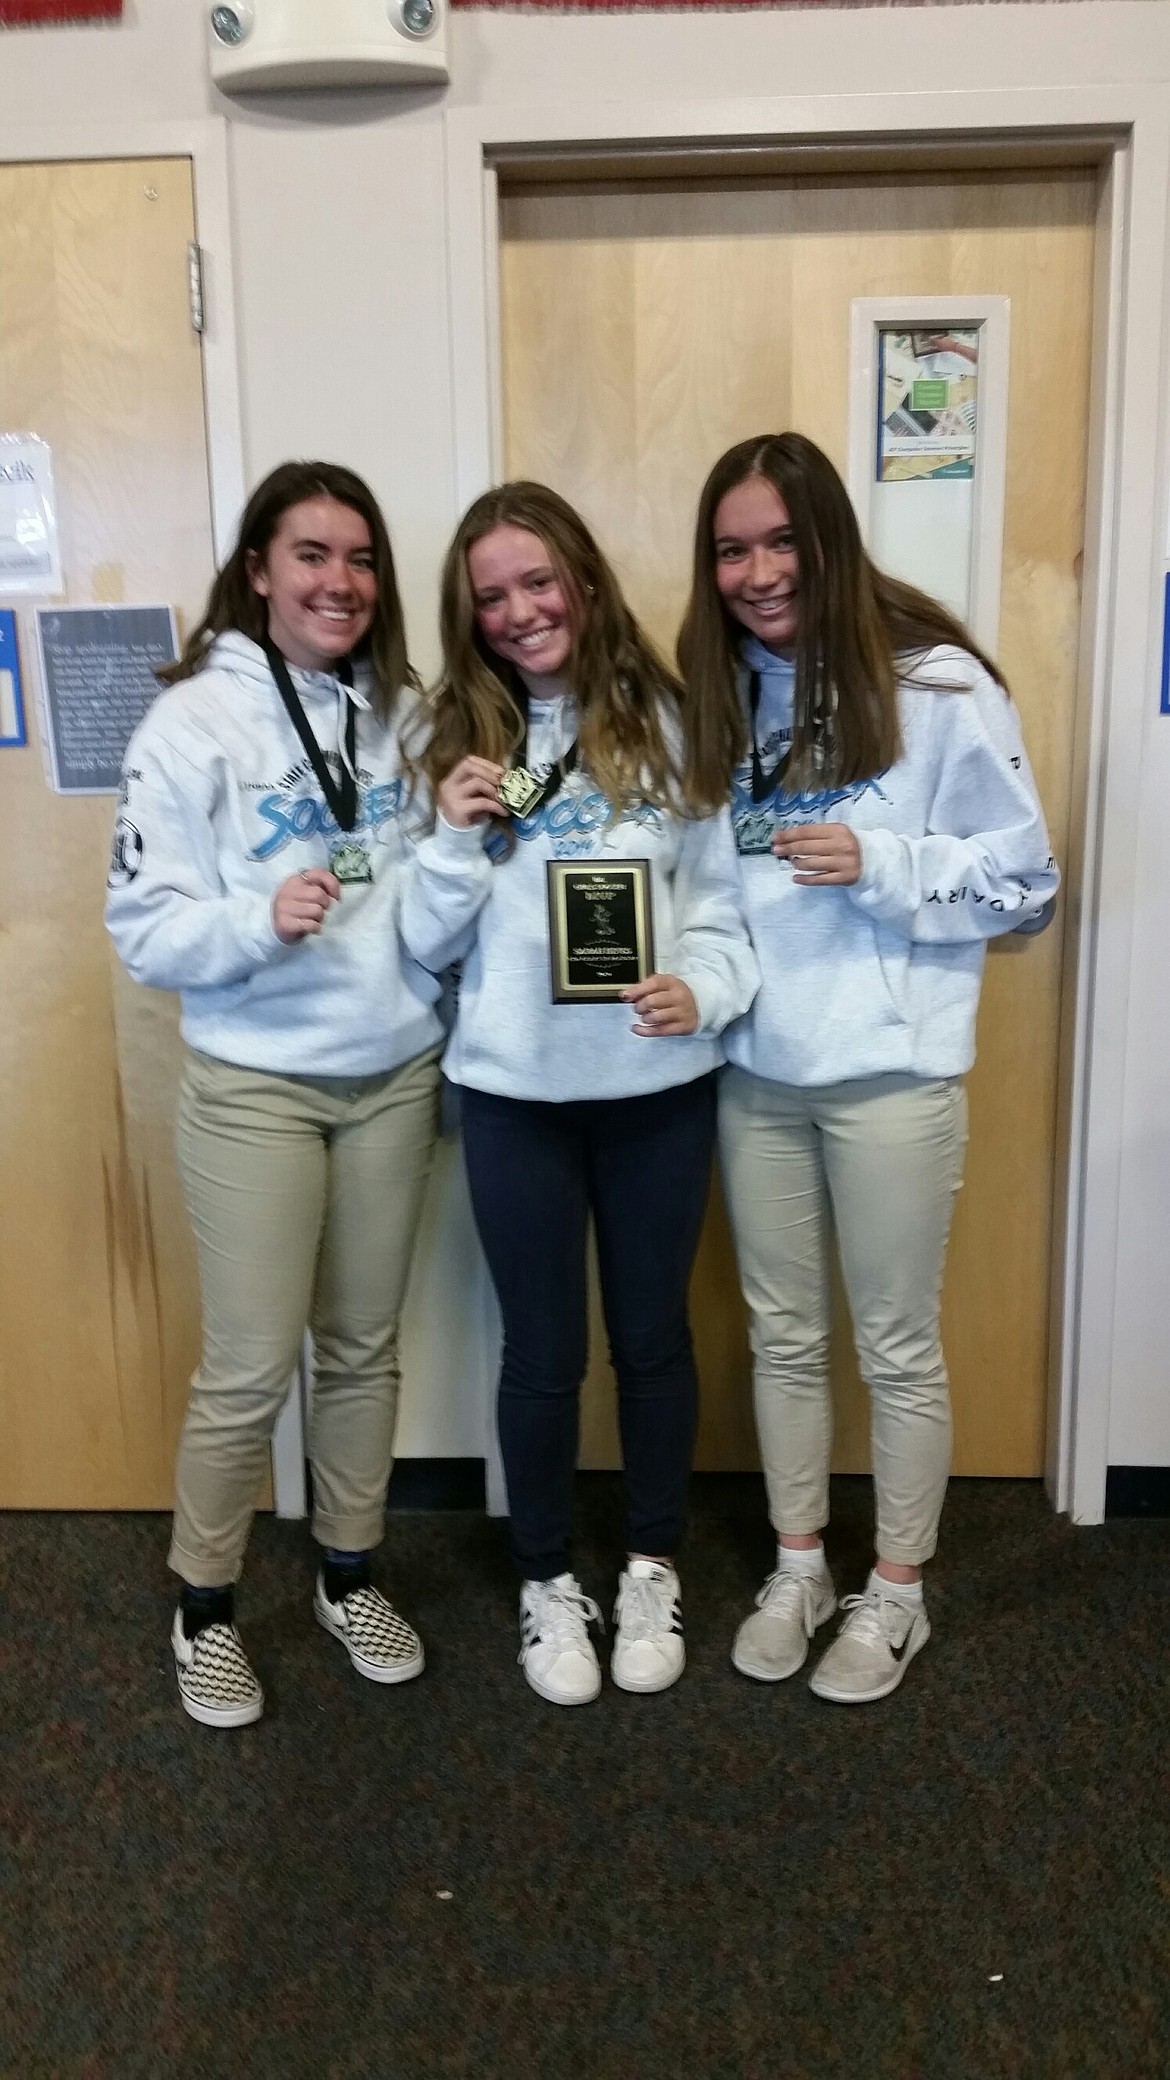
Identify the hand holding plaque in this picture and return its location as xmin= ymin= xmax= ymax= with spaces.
xmin=623 ymin=971 xmax=699 ymax=1036
xmin=547 ymin=858 xmax=655 ymax=1003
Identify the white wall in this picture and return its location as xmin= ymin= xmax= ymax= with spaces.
xmin=1106 ymin=632 xmax=1170 ymax=1468
xmin=5 ymin=0 xmax=1170 ymax=1470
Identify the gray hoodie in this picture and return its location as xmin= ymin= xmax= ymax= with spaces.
xmin=105 ymin=630 xmax=443 ymax=1077
xmin=400 ymin=692 xmax=759 ymax=1103
xmin=725 ymin=638 xmax=1059 ymax=1086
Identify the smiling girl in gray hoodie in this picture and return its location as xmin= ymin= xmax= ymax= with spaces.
xmin=107 ymin=461 xmax=442 ymax=1730
xmin=679 ymin=432 xmax=1057 ymax=1707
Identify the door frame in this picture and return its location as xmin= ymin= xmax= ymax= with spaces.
xmin=444 ymin=84 xmax=1170 ymax=1526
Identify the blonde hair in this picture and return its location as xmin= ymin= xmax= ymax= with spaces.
xmin=417 ymin=481 xmax=725 ymax=826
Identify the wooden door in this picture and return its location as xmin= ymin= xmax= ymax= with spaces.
xmin=0 ymin=158 xmax=217 ymax=1506
xmin=498 ymin=167 xmax=1094 ymax=1477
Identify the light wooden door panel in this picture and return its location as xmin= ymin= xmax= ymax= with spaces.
xmin=501 ymin=168 xmax=1094 ymax=1477
xmin=0 ymin=158 xmax=217 ymax=1507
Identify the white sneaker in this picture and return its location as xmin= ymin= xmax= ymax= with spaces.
xmin=519 ymin=1574 xmax=603 ymax=1706
xmin=171 ymin=1609 xmax=263 ymax=1729
xmin=808 ymin=1583 xmax=931 ymax=1704
xmin=611 ymin=1559 xmax=685 ymax=1695
xmin=731 ymin=1563 xmax=837 ymax=1682
xmin=314 ymin=1576 xmax=425 ymax=1685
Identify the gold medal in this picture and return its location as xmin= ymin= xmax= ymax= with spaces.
xmin=329 ymin=840 xmax=373 ymax=885
xmin=497 ymin=766 xmax=545 ymax=817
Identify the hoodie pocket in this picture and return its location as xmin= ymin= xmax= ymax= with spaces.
xmin=870 ymin=920 xmax=911 ymax=1029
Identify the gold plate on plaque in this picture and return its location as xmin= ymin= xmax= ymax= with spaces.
xmin=546 ymin=858 xmax=655 ymax=1003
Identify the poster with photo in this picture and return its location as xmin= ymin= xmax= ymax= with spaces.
xmin=877 ymin=329 xmax=979 ymax=482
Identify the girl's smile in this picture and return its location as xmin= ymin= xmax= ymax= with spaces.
xmin=248 ymin=495 xmax=378 ymax=672
xmin=713 ymin=476 xmax=801 ymax=656
xmin=468 ymin=523 xmax=578 ymax=680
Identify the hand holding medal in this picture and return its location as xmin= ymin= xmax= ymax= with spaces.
xmin=772 ymin=821 xmax=861 ymax=884
xmin=272 ymin=866 xmax=341 ymax=943
xmin=437 ymin=755 xmax=507 ymax=828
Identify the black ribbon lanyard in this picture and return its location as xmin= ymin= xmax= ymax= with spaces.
xmin=264 ymin=640 xmax=358 ymax=832
xmin=748 ymin=672 xmax=791 ymax=804
xmin=508 ymin=673 xmax=580 ymax=816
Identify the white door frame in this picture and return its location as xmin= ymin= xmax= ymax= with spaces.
xmin=445 ymin=85 xmax=1170 ymax=1526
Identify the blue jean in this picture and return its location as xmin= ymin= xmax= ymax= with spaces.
xmin=460 ymin=1075 xmax=717 ymax=1580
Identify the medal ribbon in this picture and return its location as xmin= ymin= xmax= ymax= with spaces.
xmin=748 ymin=672 xmax=790 ymax=804
xmin=507 ymin=674 xmax=580 ymax=815
xmin=264 ymin=639 xmax=358 ymax=832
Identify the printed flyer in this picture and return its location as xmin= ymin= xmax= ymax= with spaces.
xmin=877 ymin=330 xmax=979 ymax=482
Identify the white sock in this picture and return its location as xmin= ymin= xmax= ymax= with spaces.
xmin=626 ymin=1556 xmax=676 ymax=1582
xmin=869 ymin=1567 xmax=924 ymax=1607
xmin=776 ymin=1541 xmax=828 ymax=1578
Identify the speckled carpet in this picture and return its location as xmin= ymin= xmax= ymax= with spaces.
xmin=1 ymin=1476 xmax=1167 ymax=2080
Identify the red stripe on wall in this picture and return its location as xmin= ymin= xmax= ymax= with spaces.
xmin=0 ymin=0 xmax=120 ymax=20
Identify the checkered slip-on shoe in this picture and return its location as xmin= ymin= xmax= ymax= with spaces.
xmin=171 ymin=1609 xmax=263 ymax=1729
xmin=313 ymin=1576 xmax=425 ymax=1685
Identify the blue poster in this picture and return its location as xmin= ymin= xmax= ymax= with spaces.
xmin=0 ymin=609 xmax=25 ymax=747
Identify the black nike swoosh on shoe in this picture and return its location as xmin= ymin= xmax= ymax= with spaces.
xmin=888 ymin=1627 xmax=915 ymax=1663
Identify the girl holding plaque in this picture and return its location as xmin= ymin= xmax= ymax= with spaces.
xmin=106 ymin=462 xmax=443 ymax=1729
xmin=679 ymin=432 xmax=1058 ymax=1705
xmin=402 ymin=482 xmax=758 ymax=1708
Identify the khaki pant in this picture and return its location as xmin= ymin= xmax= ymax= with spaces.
xmin=717 ymin=1066 xmax=968 ymax=1567
xmin=171 ymin=1045 xmax=441 ymax=1586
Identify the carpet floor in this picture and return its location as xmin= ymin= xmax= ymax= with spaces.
xmin=0 ymin=1476 xmax=1167 ymax=2080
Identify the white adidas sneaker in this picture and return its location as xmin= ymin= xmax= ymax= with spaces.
xmin=314 ymin=1576 xmax=425 ymax=1684
xmin=611 ymin=1559 xmax=685 ymax=1694
xmin=171 ymin=1609 xmax=263 ymax=1729
xmin=808 ymin=1580 xmax=931 ymax=1704
xmin=518 ymin=1573 xmax=603 ymax=1706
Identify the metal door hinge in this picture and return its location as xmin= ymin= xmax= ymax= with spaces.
xmin=187 ymin=242 xmax=206 ymax=335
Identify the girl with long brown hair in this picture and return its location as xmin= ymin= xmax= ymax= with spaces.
xmin=107 ymin=461 xmax=443 ymax=1728
xmin=403 ymin=481 xmax=758 ymax=1707
xmin=679 ymin=432 xmax=1057 ymax=1704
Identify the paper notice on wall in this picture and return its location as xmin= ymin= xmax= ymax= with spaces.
xmin=35 ymin=603 xmax=177 ymax=794
xmin=0 ymin=435 xmax=62 ymax=595
xmin=877 ymin=330 xmax=979 ymax=482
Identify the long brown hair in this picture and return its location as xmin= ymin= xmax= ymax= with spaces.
xmin=677 ymin=432 xmax=1006 ymax=794
xmin=158 ymin=460 xmax=418 ymax=724
xmin=418 ymin=481 xmax=724 ymax=825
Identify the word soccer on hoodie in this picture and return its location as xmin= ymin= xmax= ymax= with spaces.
xmin=401 ymin=692 xmax=760 ymax=1104
xmin=727 ymin=638 xmax=1060 ymax=1088
xmin=105 ymin=631 xmax=443 ymax=1079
